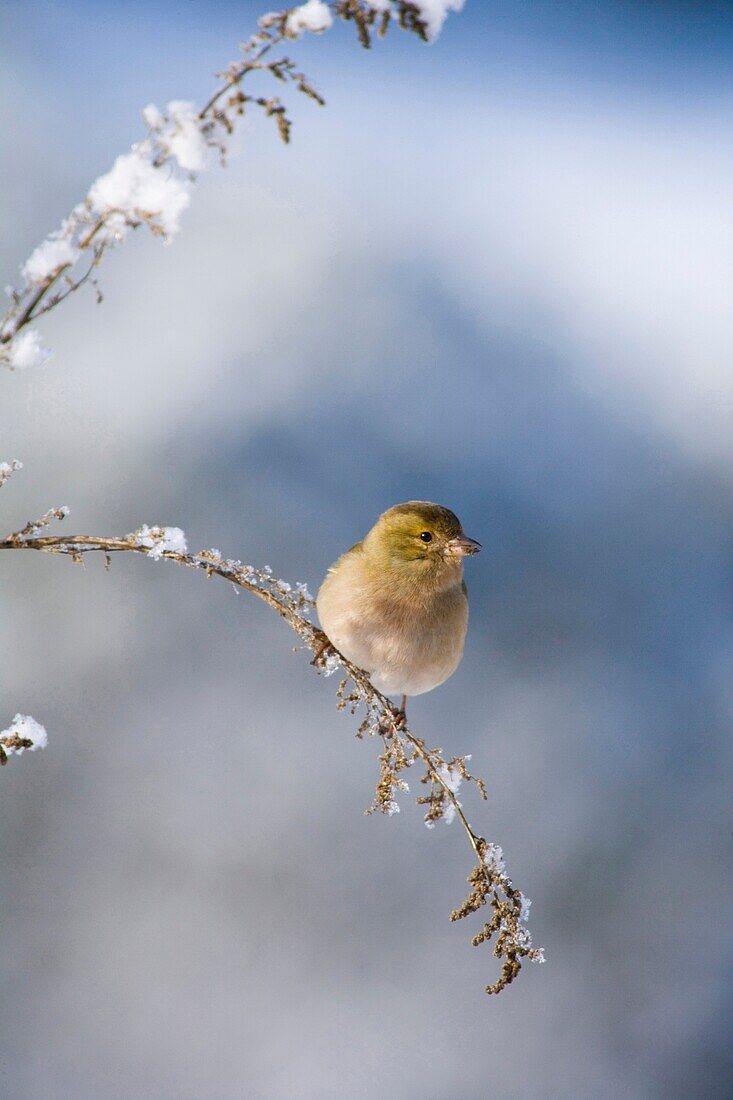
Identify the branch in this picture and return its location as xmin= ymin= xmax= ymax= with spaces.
xmin=0 ymin=497 xmax=544 ymax=994
xmin=0 ymin=1 xmax=460 ymax=370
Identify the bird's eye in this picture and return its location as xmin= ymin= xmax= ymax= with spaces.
xmin=419 ymin=531 xmax=433 ymax=542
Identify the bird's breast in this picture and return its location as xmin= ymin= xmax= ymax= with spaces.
xmin=317 ymin=562 xmax=468 ymax=697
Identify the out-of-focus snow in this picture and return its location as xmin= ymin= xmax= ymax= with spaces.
xmin=2 ymin=329 xmax=52 ymax=370
xmin=147 ymin=100 xmax=209 ymax=173
xmin=401 ymin=0 xmax=465 ymax=40
xmin=21 ymin=237 xmax=80 ymax=286
xmin=286 ymin=0 xmax=334 ymax=36
xmin=88 ymin=151 xmax=190 ymax=240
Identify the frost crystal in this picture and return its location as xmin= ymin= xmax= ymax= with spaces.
xmin=436 ymin=762 xmax=463 ymax=824
xmin=286 ymin=0 xmax=333 ymax=35
xmin=519 ymin=893 xmax=532 ymax=923
xmin=0 ymin=459 xmax=22 ymax=487
xmin=437 ymin=762 xmax=462 ymax=794
xmin=3 ymin=329 xmax=52 ymax=370
xmin=134 ymin=525 xmax=188 ymax=559
xmin=483 ymin=842 xmax=506 ymax=876
xmin=0 ymin=714 xmax=48 ymax=757
xmin=323 ymin=652 xmax=341 ymax=677
xmin=21 ymin=237 xmax=79 ymax=286
xmin=88 ymin=151 xmax=190 ymax=240
xmin=511 ymin=927 xmax=533 ymax=952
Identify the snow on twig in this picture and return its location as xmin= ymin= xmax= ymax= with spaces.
xmin=0 ymin=2 xmax=464 ymax=370
xmin=0 ymin=714 xmax=48 ymax=766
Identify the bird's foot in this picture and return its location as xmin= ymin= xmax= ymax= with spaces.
xmin=310 ymin=629 xmax=335 ymax=668
xmin=390 ymin=704 xmax=407 ymax=731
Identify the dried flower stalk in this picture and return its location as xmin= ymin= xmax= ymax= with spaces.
xmin=0 ymin=494 xmax=544 ymax=994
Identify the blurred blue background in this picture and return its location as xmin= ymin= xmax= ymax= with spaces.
xmin=1 ymin=2 xmax=732 ymax=1097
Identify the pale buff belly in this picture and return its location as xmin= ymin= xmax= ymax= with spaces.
xmin=317 ymin=576 xmax=468 ymax=698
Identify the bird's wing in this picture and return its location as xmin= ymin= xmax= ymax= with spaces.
xmin=328 ymin=540 xmax=363 ymax=574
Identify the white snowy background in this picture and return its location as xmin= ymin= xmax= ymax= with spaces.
xmin=1 ymin=1 xmax=732 ymax=1097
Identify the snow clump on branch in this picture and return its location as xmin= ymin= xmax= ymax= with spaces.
xmin=88 ymin=151 xmax=191 ymax=242
xmin=133 ymin=525 xmax=188 ymax=559
xmin=0 ymin=714 xmax=48 ymax=765
xmin=399 ymin=0 xmax=465 ymax=40
xmin=143 ymin=100 xmax=210 ymax=173
xmin=2 ymin=329 xmax=52 ymax=370
xmin=0 ymin=460 xmax=22 ymax=488
xmin=286 ymin=1 xmax=334 ymax=35
xmin=358 ymin=0 xmax=464 ymax=41
xmin=21 ymin=237 xmax=80 ymax=287
xmin=434 ymin=761 xmax=463 ymax=824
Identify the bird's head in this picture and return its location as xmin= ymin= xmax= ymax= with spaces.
xmin=364 ymin=501 xmax=481 ymax=588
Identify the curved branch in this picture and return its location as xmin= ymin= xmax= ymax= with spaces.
xmin=0 ymin=521 xmax=544 ymax=994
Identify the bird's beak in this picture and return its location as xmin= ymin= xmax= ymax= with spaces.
xmin=447 ymin=534 xmax=482 ymax=557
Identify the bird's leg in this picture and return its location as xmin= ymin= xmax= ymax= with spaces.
xmin=391 ymin=696 xmax=408 ymax=729
xmin=310 ymin=629 xmax=334 ymax=667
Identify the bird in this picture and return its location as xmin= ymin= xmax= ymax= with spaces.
xmin=316 ymin=501 xmax=481 ymax=718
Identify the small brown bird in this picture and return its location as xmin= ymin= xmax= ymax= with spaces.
xmin=316 ymin=501 xmax=481 ymax=715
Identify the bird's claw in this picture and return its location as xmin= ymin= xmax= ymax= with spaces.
xmin=310 ymin=630 xmax=335 ymax=667
xmin=390 ymin=706 xmax=407 ymax=730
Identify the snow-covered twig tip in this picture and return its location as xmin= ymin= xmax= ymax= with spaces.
xmin=0 ymin=460 xmax=23 ymax=488
xmin=0 ymin=714 xmax=48 ymax=766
